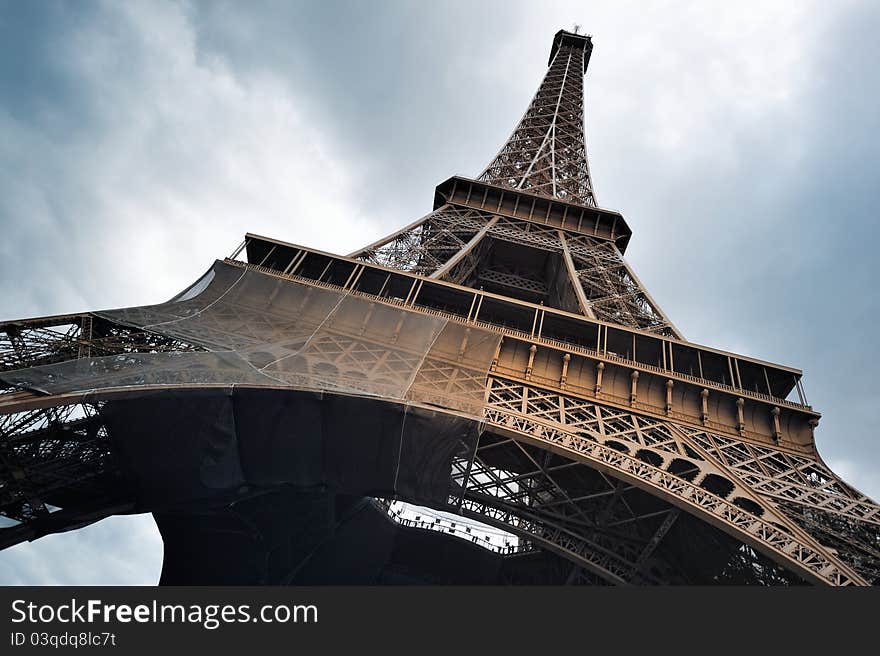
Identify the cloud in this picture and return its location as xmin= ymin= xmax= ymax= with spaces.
xmin=0 ymin=1 xmax=374 ymax=321
xmin=1 ymin=0 xmax=878 ymax=583
xmin=0 ymin=514 xmax=162 ymax=585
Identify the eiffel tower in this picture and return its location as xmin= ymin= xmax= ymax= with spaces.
xmin=1 ymin=29 xmax=878 ymax=585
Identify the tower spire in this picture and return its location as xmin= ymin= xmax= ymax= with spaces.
xmin=479 ymin=30 xmax=596 ymax=207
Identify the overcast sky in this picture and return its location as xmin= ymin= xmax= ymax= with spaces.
xmin=1 ymin=0 xmax=878 ymax=584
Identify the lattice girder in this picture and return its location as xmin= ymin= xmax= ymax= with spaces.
xmin=0 ymin=402 xmax=118 ymax=524
xmin=351 ymin=205 xmax=495 ymax=276
xmin=1 ymin=314 xmax=202 ymax=374
xmin=351 ymin=207 xmax=681 ymax=338
xmin=446 ymin=432 xmax=689 ymax=584
xmin=480 ymin=376 xmax=871 ymax=585
xmin=480 ymin=37 xmax=596 ymax=206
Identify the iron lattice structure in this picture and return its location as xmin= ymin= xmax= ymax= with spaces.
xmin=480 ymin=31 xmax=597 ymax=206
xmin=1 ymin=30 xmax=877 ymax=585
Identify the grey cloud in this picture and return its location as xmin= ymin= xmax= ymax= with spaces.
xmin=1 ymin=0 xmax=878 ymax=583
xmin=0 ymin=514 xmax=162 ymax=585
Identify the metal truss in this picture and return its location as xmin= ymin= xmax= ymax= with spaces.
xmin=479 ymin=43 xmax=596 ymax=206
xmin=479 ymin=376 xmax=872 ymax=585
xmin=677 ymin=426 xmax=880 ymax=526
xmin=349 ymin=206 xmax=495 ymax=276
xmin=1 ymin=314 xmax=202 ymax=374
xmin=776 ymin=501 xmax=880 ymax=584
xmin=676 ymin=424 xmax=880 ymax=583
xmin=0 ymin=401 xmax=117 ymax=524
xmin=383 ymin=377 xmax=818 ymax=585
xmin=0 ymin=313 xmax=206 ymax=538
xmin=445 ymin=430 xmax=687 ymax=584
xmin=351 ymin=209 xmax=681 ymax=338
xmin=380 ymin=497 xmax=617 ymax=584
xmin=395 ymin=412 xmax=803 ymax=585
xmin=477 ymin=264 xmax=548 ymax=297
xmin=489 ymin=217 xmax=567 ymax=250
xmin=563 ymin=233 xmax=679 ymax=337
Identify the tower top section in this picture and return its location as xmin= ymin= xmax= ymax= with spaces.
xmin=479 ymin=28 xmax=598 ymax=207
xmin=549 ymin=29 xmax=593 ymax=72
